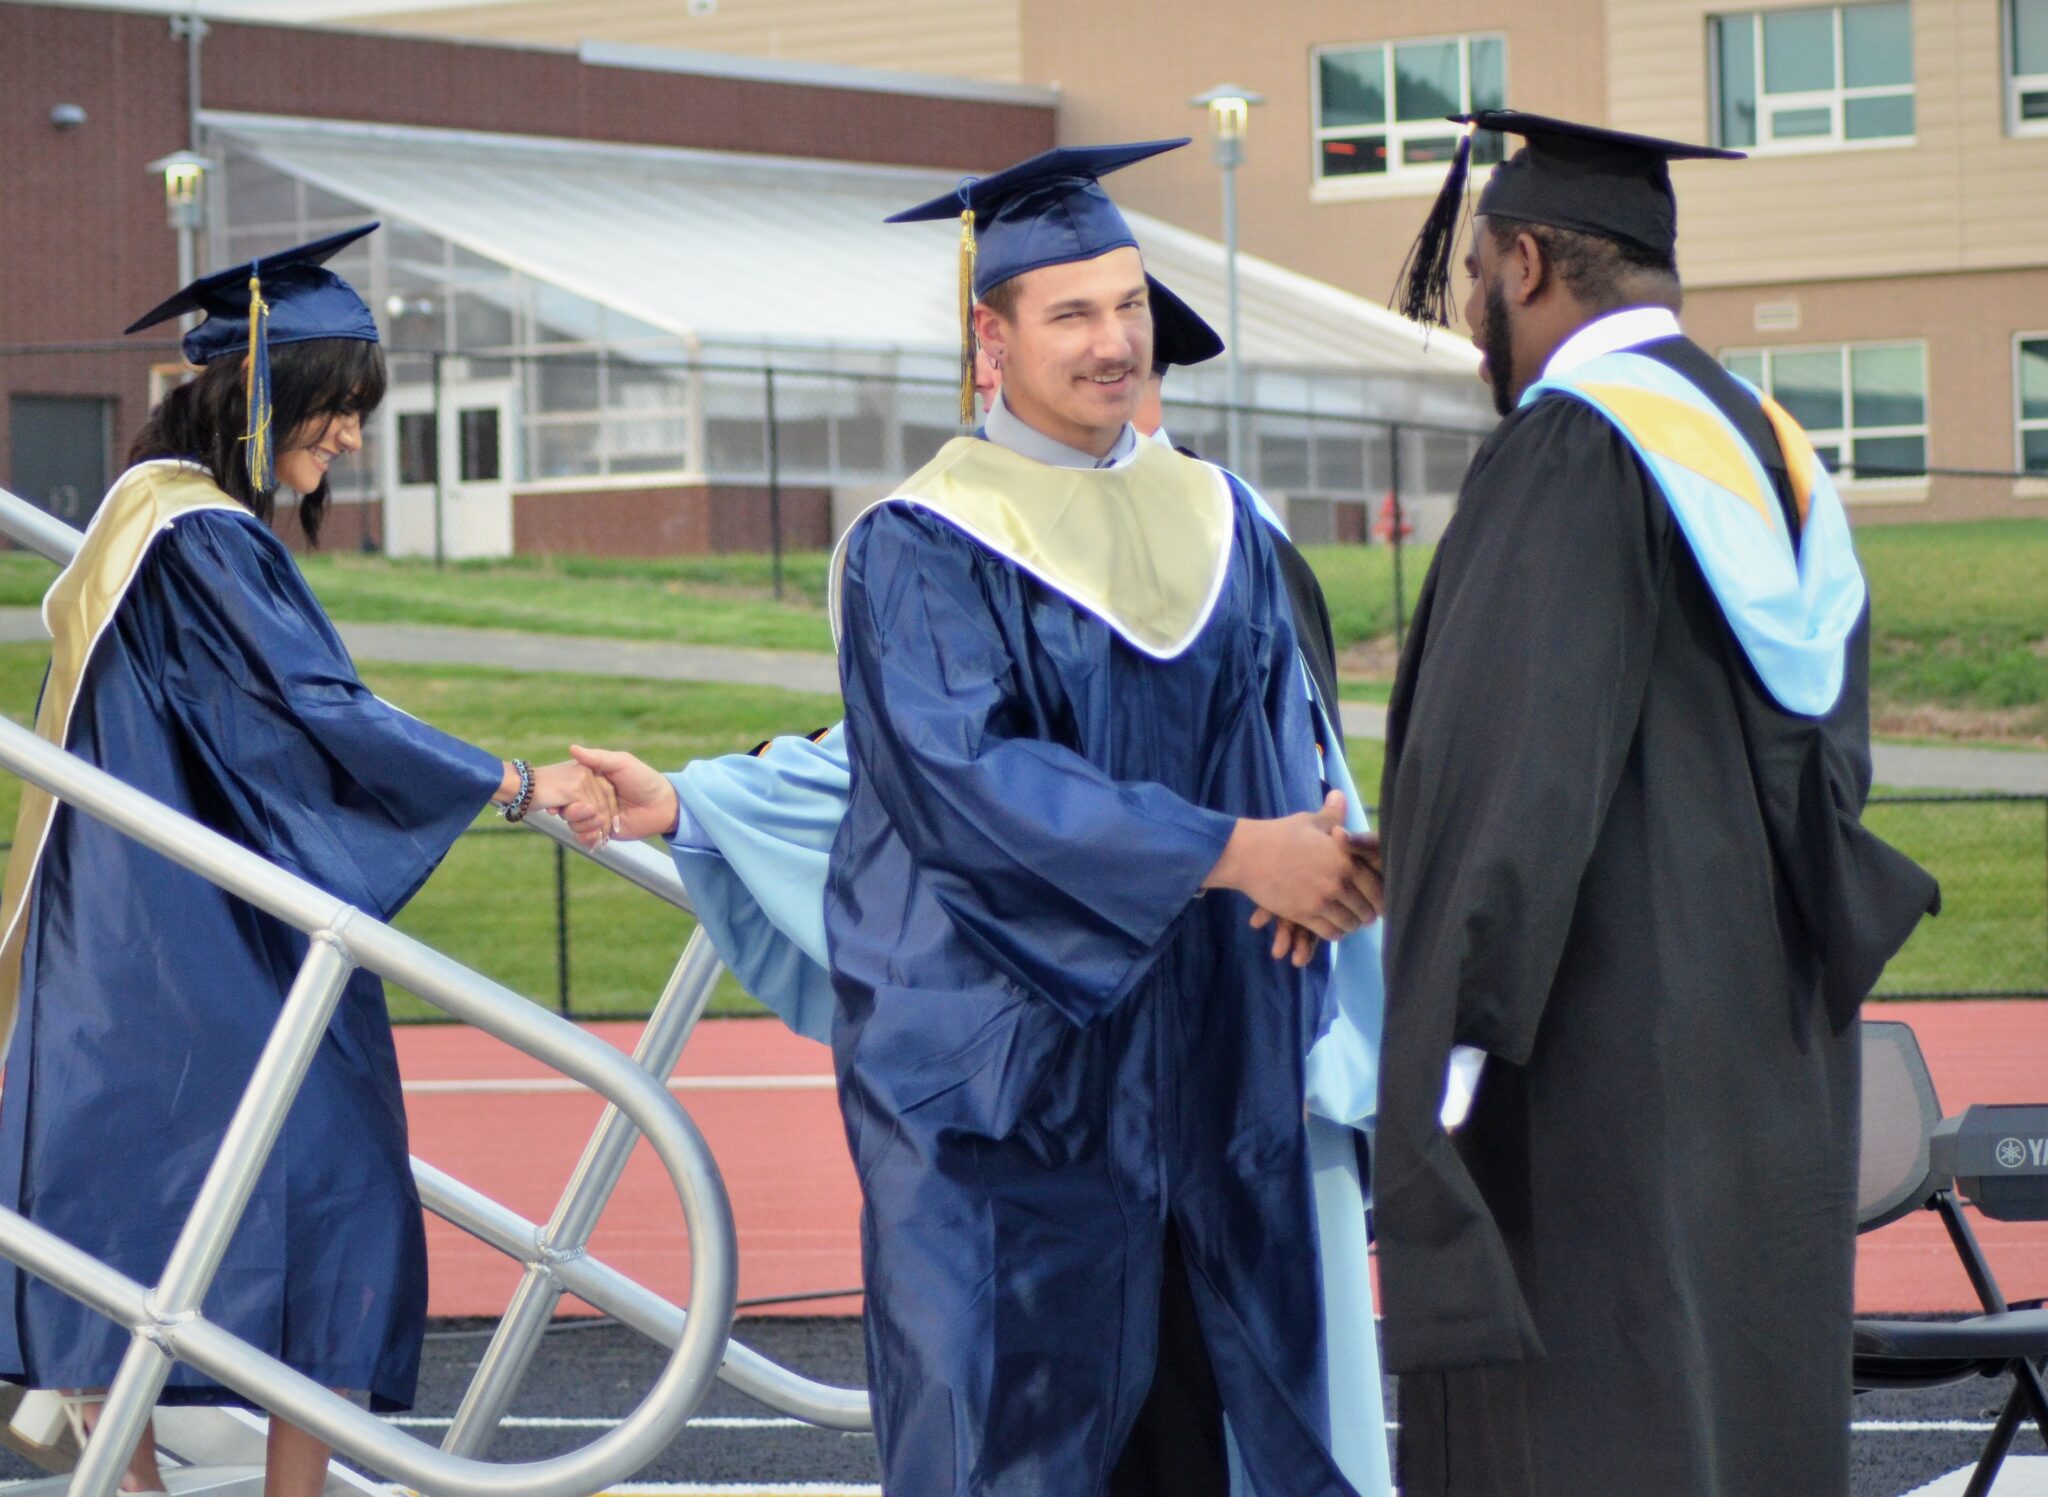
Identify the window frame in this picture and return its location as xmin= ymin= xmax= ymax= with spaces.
xmin=1309 ymin=31 xmax=1508 ymax=199
xmin=2015 ymin=331 xmax=2048 ymax=479
xmin=1708 ymin=3 xmax=1917 ymax=155
xmin=1720 ymin=339 xmax=1931 ymax=490
xmin=2007 ymin=0 xmax=2048 ymax=136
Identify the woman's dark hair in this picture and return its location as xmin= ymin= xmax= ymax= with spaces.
xmin=125 ymin=337 xmax=387 ymax=545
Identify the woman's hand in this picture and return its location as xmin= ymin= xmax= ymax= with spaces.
xmin=527 ymin=759 xmax=620 ymax=848
xmin=569 ymin=745 xmax=681 ymax=842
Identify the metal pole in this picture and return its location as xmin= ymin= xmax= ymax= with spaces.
xmin=765 ymin=366 xmax=784 ymax=601
xmin=1221 ymin=158 xmax=1244 ymax=477
xmin=69 ymin=935 xmax=356 ymax=1497
xmin=1389 ymin=423 xmax=1407 ymax=653
xmin=172 ymin=7 xmax=209 ymax=314
xmin=432 ymin=351 xmax=447 ymax=570
xmin=554 ymin=841 xmax=571 ymax=1017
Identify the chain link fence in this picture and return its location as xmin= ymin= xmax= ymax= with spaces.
xmin=0 ymin=343 xmax=2042 ymax=1014
xmin=368 ymin=791 xmax=2048 ymax=1024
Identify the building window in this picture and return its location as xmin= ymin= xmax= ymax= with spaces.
xmin=1710 ymin=3 xmax=1915 ymax=151
xmin=2011 ymin=0 xmax=2048 ymax=132
xmin=2018 ymin=337 xmax=2048 ymax=475
xmin=1312 ymin=34 xmax=1507 ymax=187
xmin=1722 ymin=342 xmax=1927 ymax=481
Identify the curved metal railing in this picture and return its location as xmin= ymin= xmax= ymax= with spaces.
xmin=0 ymin=483 xmax=871 ymax=1487
xmin=0 ymin=714 xmax=738 ymax=1497
xmin=435 ymin=813 xmax=870 ymax=1443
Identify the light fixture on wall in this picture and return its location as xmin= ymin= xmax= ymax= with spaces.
xmin=148 ymin=149 xmax=214 ymax=231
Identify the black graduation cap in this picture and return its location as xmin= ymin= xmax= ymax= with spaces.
xmin=1393 ymin=111 xmax=1743 ymax=328
xmin=124 ymin=223 xmax=382 ymax=492
xmin=889 ymin=141 xmax=1188 ymax=420
xmin=1147 ymin=275 xmax=1223 ymax=372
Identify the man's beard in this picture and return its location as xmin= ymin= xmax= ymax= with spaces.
xmin=1483 ymin=278 xmax=1515 ymax=419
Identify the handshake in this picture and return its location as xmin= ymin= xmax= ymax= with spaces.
xmin=1204 ymin=791 xmax=1384 ymax=967
xmin=532 ymin=747 xmax=1381 ymax=968
xmin=508 ymin=746 xmax=685 ymax=850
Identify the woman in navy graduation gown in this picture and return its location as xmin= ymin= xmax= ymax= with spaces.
xmin=0 ymin=227 xmax=615 ymax=1494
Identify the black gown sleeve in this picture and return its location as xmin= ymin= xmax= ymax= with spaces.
xmin=1373 ymin=398 xmax=1669 ymax=1371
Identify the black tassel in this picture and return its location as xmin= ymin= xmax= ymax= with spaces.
xmin=1391 ymin=125 xmax=1474 ymax=329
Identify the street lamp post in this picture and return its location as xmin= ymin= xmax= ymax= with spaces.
xmin=147 ymin=149 xmax=216 ymax=333
xmin=1190 ymin=84 xmax=1263 ymax=475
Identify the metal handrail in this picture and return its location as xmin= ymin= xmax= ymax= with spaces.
xmin=0 ymin=714 xmax=737 ymax=1497
xmin=0 ymin=483 xmax=872 ymax=1445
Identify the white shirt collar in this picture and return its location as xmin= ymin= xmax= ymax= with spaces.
xmin=984 ymin=390 xmax=1139 ymax=470
xmin=1543 ymin=306 xmax=1684 ymax=379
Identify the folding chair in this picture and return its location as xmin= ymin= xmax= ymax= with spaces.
xmin=1854 ymin=1019 xmax=2048 ymax=1497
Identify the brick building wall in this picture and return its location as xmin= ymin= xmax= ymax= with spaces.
xmin=513 ymin=483 xmax=831 ymax=557
xmin=0 ymin=2 xmax=1053 ymax=526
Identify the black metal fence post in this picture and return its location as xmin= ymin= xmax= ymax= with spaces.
xmin=553 ymin=840 xmax=571 ymax=1017
xmin=764 ymin=365 xmax=784 ymax=601
xmin=1388 ymin=421 xmax=1407 ymax=653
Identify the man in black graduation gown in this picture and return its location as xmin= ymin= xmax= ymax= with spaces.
xmin=1373 ymin=111 xmax=1940 ymax=1495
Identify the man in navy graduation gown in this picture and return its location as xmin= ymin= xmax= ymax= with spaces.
xmin=823 ymin=142 xmax=1380 ymax=1495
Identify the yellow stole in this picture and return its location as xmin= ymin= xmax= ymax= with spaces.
xmin=829 ymin=436 xmax=1236 ymax=660
xmin=0 ymin=462 xmax=243 ymax=1058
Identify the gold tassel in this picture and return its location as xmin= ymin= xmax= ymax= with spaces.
xmin=241 ymin=274 xmax=275 ymax=491
xmin=958 ymin=208 xmax=978 ymax=426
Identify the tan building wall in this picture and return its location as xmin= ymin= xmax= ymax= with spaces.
xmin=1686 ymin=266 xmax=2048 ymax=521
xmin=1611 ymin=0 xmax=2048 ymax=288
xmin=334 ymin=0 xmax=1025 ymax=84
xmin=320 ymin=0 xmax=2048 ymax=519
xmin=1016 ymin=0 xmax=1605 ymax=308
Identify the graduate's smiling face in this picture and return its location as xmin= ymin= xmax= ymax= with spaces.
xmin=275 ymin=409 xmax=364 ymax=496
xmin=973 ymin=246 xmax=1153 ymax=459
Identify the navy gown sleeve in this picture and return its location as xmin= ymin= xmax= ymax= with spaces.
xmin=838 ymin=504 xmax=1237 ymax=1026
xmin=133 ymin=511 xmax=504 ymax=922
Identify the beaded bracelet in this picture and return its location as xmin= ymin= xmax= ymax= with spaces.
xmin=501 ymin=758 xmax=535 ymax=823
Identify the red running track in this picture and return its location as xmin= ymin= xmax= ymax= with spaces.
xmin=399 ymin=1000 xmax=2048 ymax=1322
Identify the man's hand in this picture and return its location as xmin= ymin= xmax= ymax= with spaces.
xmin=1206 ymin=792 xmax=1385 ymax=945
xmin=570 ymin=745 xmax=680 ymax=842
xmin=528 ymin=759 xmax=620 ymax=849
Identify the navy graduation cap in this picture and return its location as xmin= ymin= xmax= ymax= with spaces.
xmin=125 ymin=222 xmax=381 ymax=490
xmin=1393 ymin=110 xmax=1743 ymax=329
xmin=1146 ymin=275 xmax=1224 ymax=371
xmin=888 ymin=140 xmax=1189 ymax=419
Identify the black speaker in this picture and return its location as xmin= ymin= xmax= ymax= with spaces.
xmin=1931 ymin=1105 xmax=2048 ymax=1223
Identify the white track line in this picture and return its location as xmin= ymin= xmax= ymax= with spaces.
xmin=383 ymin=1415 xmax=838 ymax=1431
xmin=590 ymin=1487 xmax=880 ymax=1495
xmin=383 ymin=1413 xmax=1995 ymax=1436
xmin=401 ymin=1074 xmax=834 ymax=1095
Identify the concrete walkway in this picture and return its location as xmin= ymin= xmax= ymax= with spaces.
xmin=1335 ymin=700 xmax=2048 ymax=795
xmin=4 ymin=608 xmax=2042 ymax=793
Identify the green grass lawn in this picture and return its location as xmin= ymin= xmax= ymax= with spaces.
xmin=1 ymin=639 xmax=2038 ymax=1006
xmin=304 ymin=551 xmax=836 ymax=654
xmin=0 ymin=643 xmax=839 ymax=1022
xmin=8 ymin=518 xmax=2041 ymax=729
